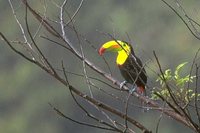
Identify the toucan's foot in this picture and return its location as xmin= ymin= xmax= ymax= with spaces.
xmin=129 ymin=85 xmax=137 ymax=94
xmin=120 ymin=81 xmax=127 ymax=89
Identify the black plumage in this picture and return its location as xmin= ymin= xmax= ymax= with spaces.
xmin=118 ymin=43 xmax=147 ymax=94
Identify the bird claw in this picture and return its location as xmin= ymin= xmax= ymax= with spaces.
xmin=120 ymin=81 xmax=127 ymax=89
xmin=129 ymin=85 xmax=137 ymax=94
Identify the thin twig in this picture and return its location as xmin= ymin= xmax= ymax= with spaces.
xmin=175 ymin=0 xmax=200 ymax=38
xmin=65 ymin=0 xmax=84 ymax=25
xmin=32 ymin=0 xmax=47 ymax=40
xmin=0 ymin=32 xmax=35 ymax=63
xmin=154 ymin=51 xmax=199 ymax=132
xmin=194 ymin=64 xmax=200 ymax=125
xmin=63 ymin=5 xmax=125 ymax=128
xmin=153 ymin=51 xmax=181 ymax=112
xmin=68 ymin=85 xmax=151 ymax=132
xmin=69 ymin=88 xmax=122 ymax=132
xmin=124 ymin=93 xmax=132 ymax=132
xmin=61 ymin=61 xmax=69 ymax=85
xmin=8 ymin=0 xmax=36 ymax=59
xmin=155 ymin=103 xmax=166 ymax=133
xmin=161 ymin=0 xmax=200 ymax=40
xmin=22 ymin=0 xmax=60 ymax=37
xmin=185 ymin=48 xmax=200 ymax=108
xmin=24 ymin=0 xmax=58 ymax=76
xmin=64 ymin=6 xmax=94 ymax=98
xmin=49 ymin=103 xmax=119 ymax=132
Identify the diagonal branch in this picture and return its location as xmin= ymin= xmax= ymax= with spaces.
xmin=161 ymin=0 xmax=200 ymax=40
xmin=153 ymin=51 xmax=199 ymax=132
xmin=0 ymin=33 xmax=151 ymax=133
xmin=49 ymin=103 xmax=119 ymax=132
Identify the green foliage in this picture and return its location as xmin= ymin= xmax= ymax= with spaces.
xmin=151 ymin=62 xmax=200 ymax=106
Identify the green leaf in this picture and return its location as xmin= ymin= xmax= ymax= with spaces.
xmin=151 ymin=62 xmax=198 ymax=103
xmin=174 ymin=62 xmax=188 ymax=80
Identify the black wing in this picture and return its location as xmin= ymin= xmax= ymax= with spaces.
xmin=118 ymin=55 xmax=147 ymax=86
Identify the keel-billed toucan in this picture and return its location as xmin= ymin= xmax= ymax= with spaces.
xmin=98 ymin=40 xmax=147 ymax=95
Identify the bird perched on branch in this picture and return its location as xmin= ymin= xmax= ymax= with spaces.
xmin=98 ymin=40 xmax=147 ymax=95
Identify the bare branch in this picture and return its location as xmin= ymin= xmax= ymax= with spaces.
xmin=21 ymin=0 xmax=61 ymax=37
xmin=155 ymin=103 xmax=165 ymax=133
xmin=153 ymin=51 xmax=199 ymax=132
xmin=68 ymin=85 xmax=151 ymax=132
xmin=8 ymin=0 xmax=35 ymax=59
xmin=186 ymin=48 xmax=200 ymax=107
xmin=161 ymin=0 xmax=200 ymax=40
xmin=70 ymin=89 xmax=122 ymax=132
xmin=0 ymin=32 xmax=35 ymax=63
xmin=194 ymin=64 xmax=200 ymax=125
xmin=65 ymin=0 xmax=84 ymax=25
xmin=123 ymin=93 xmax=132 ymax=132
xmin=49 ymin=103 xmax=119 ymax=132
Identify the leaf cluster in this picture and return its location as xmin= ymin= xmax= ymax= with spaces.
xmin=152 ymin=62 xmax=200 ymax=106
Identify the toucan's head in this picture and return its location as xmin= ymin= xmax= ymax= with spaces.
xmin=98 ymin=40 xmax=132 ymax=65
xmin=98 ymin=40 xmax=131 ymax=55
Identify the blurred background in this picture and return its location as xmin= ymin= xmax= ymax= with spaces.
xmin=1 ymin=0 xmax=200 ymax=133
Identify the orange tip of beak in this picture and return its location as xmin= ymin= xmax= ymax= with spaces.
xmin=98 ymin=47 xmax=106 ymax=56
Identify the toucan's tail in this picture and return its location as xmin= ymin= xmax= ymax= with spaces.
xmin=137 ymin=85 xmax=146 ymax=96
xmin=137 ymin=85 xmax=148 ymax=112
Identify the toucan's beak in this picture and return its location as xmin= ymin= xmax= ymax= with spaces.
xmin=98 ymin=40 xmax=121 ymax=56
xmin=98 ymin=47 xmax=106 ymax=56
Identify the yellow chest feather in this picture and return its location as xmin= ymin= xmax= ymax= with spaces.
xmin=116 ymin=50 xmax=129 ymax=65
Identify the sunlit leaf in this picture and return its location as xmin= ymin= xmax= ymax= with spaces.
xmin=174 ymin=62 xmax=188 ymax=80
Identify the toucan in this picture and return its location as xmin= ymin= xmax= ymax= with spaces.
xmin=98 ymin=40 xmax=147 ymax=95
